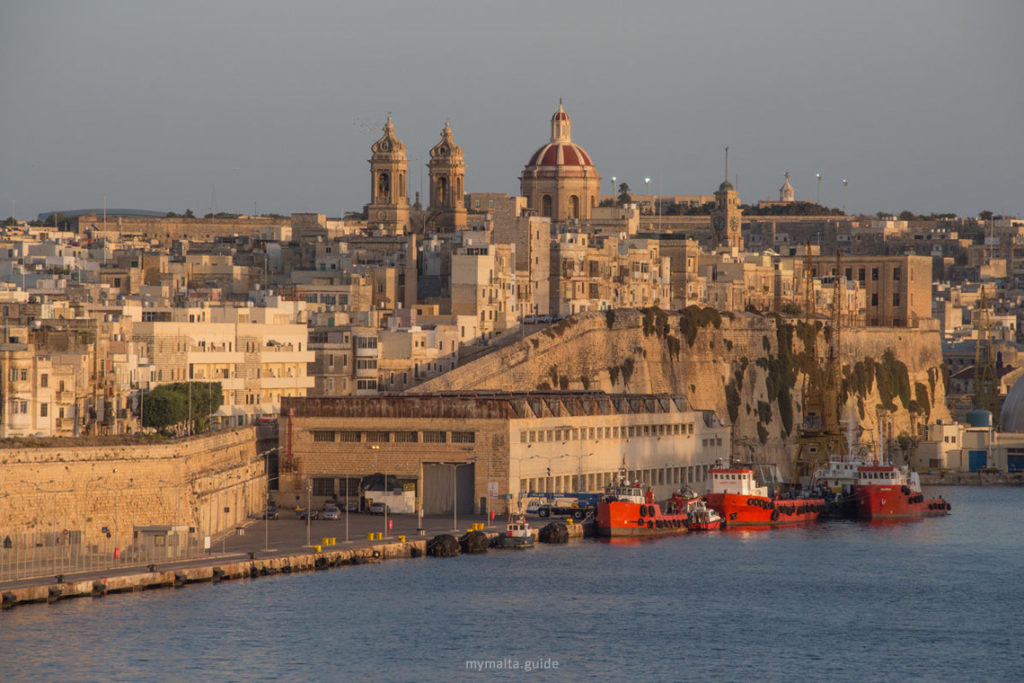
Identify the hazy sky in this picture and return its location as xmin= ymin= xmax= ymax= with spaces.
xmin=1 ymin=1 xmax=1021 ymax=220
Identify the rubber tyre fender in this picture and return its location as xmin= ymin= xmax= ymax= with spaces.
xmin=770 ymin=510 xmax=780 ymax=522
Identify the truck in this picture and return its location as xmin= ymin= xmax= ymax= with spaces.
xmin=523 ymin=492 xmax=601 ymax=520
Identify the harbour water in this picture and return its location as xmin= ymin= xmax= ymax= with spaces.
xmin=1 ymin=486 xmax=1020 ymax=682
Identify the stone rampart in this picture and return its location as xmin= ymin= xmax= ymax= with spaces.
xmin=0 ymin=427 xmax=263 ymax=550
xmin=413 ymin=310 xmax=950 ymax=468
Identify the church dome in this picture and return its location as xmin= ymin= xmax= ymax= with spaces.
xmin=523 ymin=103 xmax=597 ymax=177
xmin=1000 ymin=374 xmax=1024 ymax=431
xmin=718 ymin=180 xmax=734 ymax=192
xmin=526 ymin=141 xmax=595 ymax=169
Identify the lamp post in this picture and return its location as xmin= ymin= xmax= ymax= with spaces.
xmin=644 ymin=177 xmax=651 ymax=215
xmin=305 ymin=477 xmax=312 ymax=547
xmin=816 ymin=173 xmax=823 ymax=206
xmin=610 ymin=176 xmax=617 ymax=202
xmin=344 ymin=473 xmax=350 ymax=543
xmin=262 ymin=447 xmax=273 ymax=553
xmin=842 ymin=179 xmax=848 ymax=214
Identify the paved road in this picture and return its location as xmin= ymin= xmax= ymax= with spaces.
xmin=0 ymin=511 xmax=502 ymax=592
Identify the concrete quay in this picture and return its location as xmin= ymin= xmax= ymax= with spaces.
xmin=0 ymin=513 xmax=589 ymax=612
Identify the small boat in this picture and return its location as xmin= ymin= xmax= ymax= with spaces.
xmin=493 ymin=513 xmax=536 ymax=549
xmin=685 ymin=500 xmax=722 ymax=531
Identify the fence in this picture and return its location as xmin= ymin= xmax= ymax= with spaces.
xmin=0 ymin=527 xmax=216 ymax=583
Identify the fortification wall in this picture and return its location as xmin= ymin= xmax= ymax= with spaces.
xmin=73 ymin=214 xmax=289 ymax=242
xmin=413 ymin=310 xmax=950 ymax=468
xmin=0 ymin=427 xmax=263 ymax=549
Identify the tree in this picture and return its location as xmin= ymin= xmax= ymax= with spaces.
xmin=598 ymin=198 xmax=617 ymax=207
xmin=142 ymin=387 xmax=188 ymax=431
xmin=898 ymin=210 xmax=916 ymax=221
xmin=979 ymin=210 xmax=994 ymax=221
xmin=183 ymin=209 xmax=195 ymax=218
xmin=142 ymin=382 xmax=223 ymax=432
xmin=617 ymin=183 xmax=632 ymax=206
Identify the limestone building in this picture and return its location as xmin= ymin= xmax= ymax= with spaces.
xmin=520 ymin=104 xmax=601 ymax=222
xmin=426 ymin=121 xmax=467 ymax=232
xmin=278 ymin=392 xmax=730 ymax=515
xmin=366 ymin=116 xmax=411 ymax=234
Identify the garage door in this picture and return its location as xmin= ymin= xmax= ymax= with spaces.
xmin=422 ymin=463 xmax=475 ymax=515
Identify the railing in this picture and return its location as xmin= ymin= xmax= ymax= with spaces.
xmin=0 ymin=529 xmax=215 ymax=583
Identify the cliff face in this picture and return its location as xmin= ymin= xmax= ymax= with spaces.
xmin=413 ymin=309 xmax=950 ymax=466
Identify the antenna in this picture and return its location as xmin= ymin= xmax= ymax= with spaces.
xmin=724 ymin=146 xmax=729 ymax=182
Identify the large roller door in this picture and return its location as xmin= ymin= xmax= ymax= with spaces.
xmin=422 ymin=463 xmax=475 ymax=515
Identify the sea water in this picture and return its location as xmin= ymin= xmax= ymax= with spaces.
xmin=0 ymin=486 xmax=1020 ymax=682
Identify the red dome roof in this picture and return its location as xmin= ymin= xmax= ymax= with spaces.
xmin=526 ymin=142 xmax=595 ymax=168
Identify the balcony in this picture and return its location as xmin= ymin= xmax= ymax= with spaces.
xmin=258 ymin=349 xmax=315 ymax=364
xmin=186 ymin=350 xmax=244 ymax=365
xmin=260 ymin=375 xmax=315 ymax=390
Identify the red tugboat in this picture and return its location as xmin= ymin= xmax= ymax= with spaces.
xmin=595 ymin=472 xmax=692 ymax=537
xmin=852 ymin=465 xmax=951 ymax=519
xmin=705 ymin=466 xmax=824 ymax=527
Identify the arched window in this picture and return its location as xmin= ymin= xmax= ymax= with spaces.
xmin=570 ymin=195 xmax=580 ymax=218
xmin=437 ymin=176 xmax=448 ymax=205
xmin=378 ymin=173 xmax=390 ymax=201
xmin=542 ymin=195 xmax=552 ymax=217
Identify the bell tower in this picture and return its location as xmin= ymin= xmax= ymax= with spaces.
xmin=711 ymin=146 xmax=743 ymax=251
xmin=426 ymin=121 xmax=467 ymax=231
xmin=366 ymin=116 xmax=410 ymax=234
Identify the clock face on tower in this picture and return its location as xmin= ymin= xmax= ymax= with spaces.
xmin=712 ymin=216 xmax=725 ymax=229
xmin=729 ymin=216 xmax=739 ymax=229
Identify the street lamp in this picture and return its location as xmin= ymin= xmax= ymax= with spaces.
xmin=842 ymin=179 xmax=848 ymax=214
xmin=610 ymin=176 xmax=617 ymax=201
xmin=645 ymin=177 xmax=652 ymax=215
xmin=816 ymin=173 xmax=823 ymax=206
xmin=305 ymin=477 xmax=312 ymax=547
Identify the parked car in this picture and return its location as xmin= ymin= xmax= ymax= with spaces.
xmin=368 ymin=502 xmax=389 ymax=515
xmin=264 ymin=504 xmax=279 ymax=520
xmin=321 ymin=507 xmax=341 ymax=520
xmin=296 ymin=507 xmax=319 ymax=520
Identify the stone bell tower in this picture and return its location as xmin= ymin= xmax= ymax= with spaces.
xmin=711 ymin=146 xmax=743 ymax=251
xmin=366 ymin=116 xmax=410 ymax=234
xmin=426 ymin=121 xmax=467 ymax=231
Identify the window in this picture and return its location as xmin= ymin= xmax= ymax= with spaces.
xmin=893 ymin=293 xmax=901 ymax=306
xmin=893 ymin=267 xmax=901 ymax=281
xmin=356 ymin=337 xmax=378 ymax=350
xmin=356 ymin=359 xmax=377 ymax=370
xmin=871 ymin=293 xmax=878 ymax=306
xmin=366 ymin=431 xmax=390 ymax=442
xmin=312 ymin=478 xmax=335 ymax=496
xmin=338 ymin=431 xmax=362 ymax=442
xmin=356 ymin=379 xmax=377 ymax=391
xmin=40 ymin=403 xmax=48 ymax=417
xmin=19 ymin=369 xmax=27 ymax=381
xmin=452 ymin=431 xmax=475 ymax=443
xmin=40 ymin=374 xmax=48 ymax=388
xmin=423 ymin=431 xmax=446 ymax=443
xmin=871 ymin=268 xmax=879 ymax=281
xmin=394 ymin=431 xmax=418 ymax=443
xmin=858 ymin=267 xmax=865 ymax=281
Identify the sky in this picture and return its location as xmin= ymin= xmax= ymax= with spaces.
xmin=1 ymin=0 xmax=1021 ymax=220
